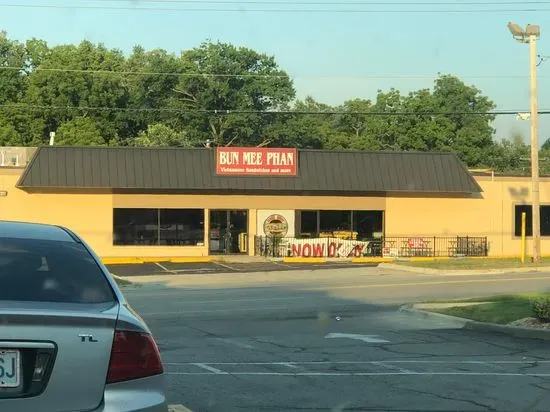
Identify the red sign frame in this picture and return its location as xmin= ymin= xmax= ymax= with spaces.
xmin=216 ymin=147 xmax=297 ymax=176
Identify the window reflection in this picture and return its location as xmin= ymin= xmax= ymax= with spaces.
xmin=113 ymin=208 xmax=204 ymax=246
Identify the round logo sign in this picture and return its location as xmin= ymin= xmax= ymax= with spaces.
xmin=263 ymin=214 xmax=289 ymax=237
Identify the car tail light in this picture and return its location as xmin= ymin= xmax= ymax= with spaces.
xmin=106 ymin=330 xmax=164 ymax=384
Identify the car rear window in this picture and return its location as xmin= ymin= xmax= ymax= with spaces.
xmin=0 ymin=237 xmax=116 ymax=304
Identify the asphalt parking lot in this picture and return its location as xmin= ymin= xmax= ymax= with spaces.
xmin=123 ymin=268 xmax=550 ymax=411
xmin=106 ymin=260 xmax=378 ymax=277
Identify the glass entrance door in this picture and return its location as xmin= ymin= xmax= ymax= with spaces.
xmin=209 ymin=210 xmax=248 ymax=254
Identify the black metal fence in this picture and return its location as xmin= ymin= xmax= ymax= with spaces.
xmin=255 ymin=235 xmax=488 ymax=258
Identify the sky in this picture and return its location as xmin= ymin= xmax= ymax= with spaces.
xmin=1 ymin=0 xmax=550 ymax=145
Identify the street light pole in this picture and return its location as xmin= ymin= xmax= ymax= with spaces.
xmin=529 ymin=32 xmax=541 ymax=263
xmin=508 ymin=22 xmax=541 ymax=262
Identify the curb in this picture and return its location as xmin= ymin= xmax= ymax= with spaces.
xmin=282 ymin=257 xmax=326 ymax=263
xmin=399 ymin=304 xmax=550 ymax=341
xmin=351 ymin=257 xmax=393 ymax=263
xmin=380 ymin=262 xmax=550 ymax=276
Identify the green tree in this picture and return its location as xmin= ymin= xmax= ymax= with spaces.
xmin=0 ymin=115 xmax=22 ymax=146
xmin=0 ymin=31 xmax=28 ymax=105
xmin=266 ymin=97 xmax=333 ymax=149
xmin=0 ymin=32 xmax=506 ymax=169
xmin=541 ymin=137 xmax=550 ymax=151
xmin=431 ymin=75 xmax=496 ymax=165
xmin=124 ymin=46 xmax=184 ymax=138
xmin=170 ymin=41 xmax=295 ymax=147
xmin=132 ymin=123 xmax=189 ymax=147
xmin=328 ymin=99 xmax=380 ymax=150
xmin=364 ymin=88 xmax=405 ymax=150
xmin=485 ymin=134 xmax=529 ymax=172
xmin=336 ymin=99 xmax=372 ymax=138
xmin=396 ymin=88 xmax=453 ymax=151
xmin=24 ymin=40 xmax=128 ymax=144
xmin=55 ymin=117 xmax=105 ymax=145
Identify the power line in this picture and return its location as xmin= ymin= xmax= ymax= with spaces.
xmin=0 ymin=66 xmax=290 ymax=78
xmin=0 ymin=3 xmax=548 ymax=12
xmin=0 ymin=66 xmax=544 ymax=80
xmin=0 ymin=104 xmax=546 ymax=115
xmin=83 ymin=0 xmax=550 ymax=5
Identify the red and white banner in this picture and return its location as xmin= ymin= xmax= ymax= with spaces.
xmin=280 ymin=238 xmax=372 ymax=258
xmin=216 ymin=147 xmax=297 ymax=176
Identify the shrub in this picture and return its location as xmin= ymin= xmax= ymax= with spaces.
xmin=532 ymin=298 xmax=550 ymax=322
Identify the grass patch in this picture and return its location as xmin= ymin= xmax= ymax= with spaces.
xmin=395 ymin=257 xmax=550 ymax=270
xmin=427 ymin=293 xmax=550 ymax=324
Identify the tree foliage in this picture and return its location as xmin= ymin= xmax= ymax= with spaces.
xmin=0 ymin=31 xmax=535 ymax=173
xmin=55 ymin=117 xmax=105 ymax=146
xmin=132 ymin=123 xmax=189 ymax=147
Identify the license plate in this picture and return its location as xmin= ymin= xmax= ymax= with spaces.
xmin=0 ymin=350 xmax=20 ymax=388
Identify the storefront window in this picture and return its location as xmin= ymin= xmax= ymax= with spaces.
xmin=299 ymin=211 xmax=318 ymax=237
xmin=320 ymin=210 xmax=352 ymax=236
xmin=160 ymin=209 xmax=205 ymax=246
xmin=513 ymin=205 xmax=550 ymax=236
xmin=353 ymin=211 xmax=384 ymax=240
xmin=113 ymin=209 xmax=158 ymax=245
xmin=298 ymin=210 xmax=384 ymax=240
xmin=113 ymin=208 xmax=205 ymax=246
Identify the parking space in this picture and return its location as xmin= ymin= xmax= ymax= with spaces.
xmin=106 ymin=260 xmax=378 ymax=277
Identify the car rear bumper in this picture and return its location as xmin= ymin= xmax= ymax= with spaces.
xmin=93 ymin=374 xmax=168 ymax=412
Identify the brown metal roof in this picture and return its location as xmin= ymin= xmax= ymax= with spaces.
xmin=16 ymin=146 xmax=482 ymax=194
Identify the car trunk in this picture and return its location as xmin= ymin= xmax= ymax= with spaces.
xmin=0 ymin=301 xmax=119 ymax=412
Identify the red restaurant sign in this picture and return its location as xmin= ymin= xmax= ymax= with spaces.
xmin=216 ymin=147 xmax=297 ymax=176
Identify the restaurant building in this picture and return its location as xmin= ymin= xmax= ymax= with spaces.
xmin=0 ymin=145 xmax=546 ymax=259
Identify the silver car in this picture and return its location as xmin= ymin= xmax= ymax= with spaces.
xmin=0 ymin=220 xmax=168 ymax=412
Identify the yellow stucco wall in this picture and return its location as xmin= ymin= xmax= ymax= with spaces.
xmin=385 ymin=175 xmax=550 ymax=257
xmin=1 ymin=166 xmax=548 ymax=258
xmin=0 ymin=169 xmax=114 ymax=255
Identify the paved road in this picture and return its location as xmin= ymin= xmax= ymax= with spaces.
xmin=123 ymin=267 xmax=550 ymax=411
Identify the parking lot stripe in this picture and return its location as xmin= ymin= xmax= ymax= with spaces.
xmin=215 ymin=337 xmax=255 ymax=349
xmin=168 ymin=405 xmax=193 ymax=412
xmin=372 ymin=361 xmax=413 ymax=374
xmin=166 ymin=371 xmax=550 ymax=377
xmin=213 ymin=261 xmax=240 ymax=271
xmin=154 ymin=262 xmax=173 ymax=273
xmin=170 ymin=268 xmax=217 ymax=273
xmin=281 ymin=362 xmax=300 ymax=369
xmin=166 ymin=360 xmax=550 ymax=366
xmin=192 ymin=363 xmax=228 ymax=374
xmin=271 ymin=261 xmax=298 ymax=268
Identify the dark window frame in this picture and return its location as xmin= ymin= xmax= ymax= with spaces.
xmin=113 ymin=208 xmax=206 ymax=246
xmin=297 ymin=210 xmax=384 ymax=240
xmin=513 ymin=204 xmax=550 ymax=237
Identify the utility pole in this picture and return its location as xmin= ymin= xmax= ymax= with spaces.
xmin=508 ymin=22 xmax=541 ymax=262
xmin=529 ymin=31 xmax=541 ymax=263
